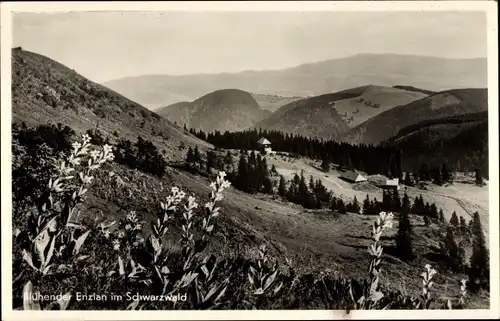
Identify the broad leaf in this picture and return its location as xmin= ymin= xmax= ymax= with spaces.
xmin=23 ymin=281 xmax=41 ymax=310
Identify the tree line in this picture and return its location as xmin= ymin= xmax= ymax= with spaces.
xmin=188 ymin=127 xmax=487 ymax=181
xmin=189 ymin=128 xmax=404 ymax=178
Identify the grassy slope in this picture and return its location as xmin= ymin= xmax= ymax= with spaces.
xmin=157 ymin=89 xmax=270 ymax=133
xmin=393 ymin=85 xmax=436 ymax=96
xmin=326 ymin=85 xmax=428 ymax=127
xmin=340 ymin=88 xmax=488 ymax=145
xmin=255 ymin=85 xmax=426 ymax=140
xmin=250 ymin=93 xmax=303 ymax=112
xmin=260 ymin=153 xmax=489 ymax=230
xmin=76 ymin=151 xmax=488 ymax=308
xmin=11 ymin=48 xmax=211 ymax=161
xmin=11 ymin=49 xmax=489 ymax=309
xmin=156 ymin=101 xmax=196 ymax=128
xmin=255 ymin=92 xmax=354 ymax=140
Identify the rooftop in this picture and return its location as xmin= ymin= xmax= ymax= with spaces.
xmin=257 ymin=137 xmax=271 ymax=145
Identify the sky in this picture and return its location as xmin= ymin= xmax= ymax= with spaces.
xmin=12 ymin=11 xmax=487 ymax=83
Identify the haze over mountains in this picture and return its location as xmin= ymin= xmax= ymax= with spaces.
xmin=104 ymin=53 xmax=487 ymax=109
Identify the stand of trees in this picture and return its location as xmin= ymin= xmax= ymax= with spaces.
xmin=189 ymin=126 xmax=486 ymax=180
xmin=468 ymin=211 xmax=490 ymax=291
xmin=114 ymin=136 xmax=167 ymax=178
xmin=180 ymin=147 xmax=489 ymax=286
xmin=233 ymin=151 xmax=274 ymax=194
xmin=396 ymin=193 xmax=414 ymax=261
xmin=189 ymin=128 xmax=404 ymax=178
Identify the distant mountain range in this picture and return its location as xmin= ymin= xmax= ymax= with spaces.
xmin=103 ymin=53 xmax=487 ymax=109
xmin=12 ymin=48 xmax=488 ymax=170
xmin=156 ymin=89 xmax=270 ymax=133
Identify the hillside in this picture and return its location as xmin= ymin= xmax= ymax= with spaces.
xmin=393 ymin=85 xmax=436 ymax=96
xmin=250 ymin=93 xmax=303 ymax=112
xmin=10 ymin=50 xmax=491 ymax=311
xmin=156 ymin=101 xmax=195 ymax=128
xmin=254 ymin=85 xmax=426 ymax=139
xmin=340 ymin=88 xmax=488 ymax=145
xmin=157 ymin=89 xmax=270 ymax=133
xmin=103 ymin=54 xmax=487 ymax=108
xmin=254 ymin=92 xmax=352 ymax=140
xmin=11 ymin=48 xmax=211 ymax=161
xmin=384 ymin=112 xmax=488 ymax=175
xmin=324 ymin=85 xmax=428 ymax=127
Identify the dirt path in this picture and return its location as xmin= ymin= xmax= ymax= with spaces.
xmin=322 ymin=175 xmax=345 ymax=189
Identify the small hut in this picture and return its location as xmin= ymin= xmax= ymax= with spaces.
xmin=257 ymin=137 xmax=272 ymax=154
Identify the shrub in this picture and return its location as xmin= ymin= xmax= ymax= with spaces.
xmin=114 ymin=136 xmax=167 ymax=178
xmin=86 ymin=128 xmax=106 ymax=145
xmin=12 ymin=123 xmax=76 ymax=222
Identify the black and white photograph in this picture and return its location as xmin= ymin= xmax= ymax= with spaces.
xmin=1 ymin=1 xmax=498 ymax=319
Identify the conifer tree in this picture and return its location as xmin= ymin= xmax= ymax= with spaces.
xmin=321 ymin=155 xmax=331 ymax=172
xmin=193 ymin=146 xmax=202 ymax=168
xmin=441 ymin=225 xmax=462 ymax=271
xmin=424 ymin=202 xmax=431 ymax=216
xmin=185 ymin=147 xmax=194 ymax=166
xmin=441 ymin=163 xmax=450 ymax=183
xmin=430 ymin=203 xmax=439 ymax=219
xmin=438 ymin=209 xmax=445 ymax=223
xmin=403 ymin=172 xmax=412 ymax=186
xmin=337 ymin=198 xmax=346 ymax=214
xmin=270 ymin=164 xmax=278 ymax=176
xmin=309 ymin=175 xmax=315 ymax=191
xmin=468 ymin=211 xmax=489 ymax=291
xmin=449 ymin=211 xmax=459 ymax=227
xmin=235 ymin=154 xmax=249 ymax=192
xmin=206 ymin=151 xmax=215 ymax=173
xmin=278 ymin=175 xmax=287 ymax=197
xmin=330 ymin=196 xmax=338 ymax=212
xmin=351 ymin=196 xmax=360 ymax=214
xmin=224 ymin=150 xmax=233 ymax=167
xmin=459 ymin=216 xmax=467 ymax=233
xmin=363 ymin=195 xmax=371 ymax=215
xmin=313 ymin=179 xmax=331 ymax=207
xmin=372 ymin=197 xmax=381 ymax=214
xmin=391 ymin=189 xmax=401 ymax=212
xmin=413 ymin=170 xmax=420 ymax=184
xmin=433 ymin=167 xmax=443 ymax=185
xmin=396 ymin=192 xmax=413 ymax=261
xmin=475 ymin=168 xmax=483 ymax=186
xmin=382 ymin=190 xmax=391 ymax=212
xmin=263 ymin=176 xmax=273 ymax=194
